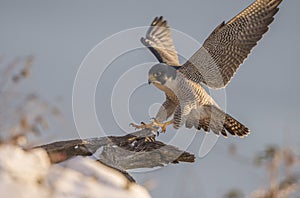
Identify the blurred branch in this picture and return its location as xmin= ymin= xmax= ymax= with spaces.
xmin=250 ymin=147 xmax=300 ymax=198
xmin=0 ymin=56 xmax=33 ymax=92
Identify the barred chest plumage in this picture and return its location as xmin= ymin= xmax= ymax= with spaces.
xmin=159 ymin=72 xmax=216 ymax=107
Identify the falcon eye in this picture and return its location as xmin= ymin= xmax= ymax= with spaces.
xmin=155 ymin=72 xmax=161 ymax=77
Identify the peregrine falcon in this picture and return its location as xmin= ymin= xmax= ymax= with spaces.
xmin=131 ymin=0 xmax=282 ymax=138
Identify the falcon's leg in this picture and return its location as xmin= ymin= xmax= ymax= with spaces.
xmin=129 ymin=96 xmax=176 ymax=137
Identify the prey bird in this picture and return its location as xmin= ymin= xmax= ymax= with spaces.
xmin=131 ymin=0 xmax=283 ymax=138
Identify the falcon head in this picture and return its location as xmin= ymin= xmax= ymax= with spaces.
xmin=148 ymin=63 xmax=177 ymax=86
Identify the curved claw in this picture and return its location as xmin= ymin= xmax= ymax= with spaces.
xmin=156 ymin=131 xmax=160 ymax=137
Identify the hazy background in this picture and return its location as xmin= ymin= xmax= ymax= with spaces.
xmin=1 ymin=0 xmax=299 ymax=197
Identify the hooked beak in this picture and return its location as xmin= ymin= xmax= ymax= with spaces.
xmin=148 ymin=74 xmax=156 ymax=85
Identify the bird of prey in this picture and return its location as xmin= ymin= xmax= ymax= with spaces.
xmin=131 ymin=0 xmax=282 ymax=138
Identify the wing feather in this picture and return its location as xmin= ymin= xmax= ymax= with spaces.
xmin=179 ymin=0 xmax=282 ymax=88
xmin=142 ymin=16 xmax=180 ymax=66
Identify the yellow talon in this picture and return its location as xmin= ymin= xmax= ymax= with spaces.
xmin=128 ymin=137 xmax=138 ymax=141
xmin=145 ymin=136 xmax=156 ymax=142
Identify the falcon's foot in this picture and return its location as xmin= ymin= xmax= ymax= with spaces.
xmin=127 ymin=135 xmax=156 ymax=142
xmin=130 ymin=121 xmax=158 ymax=132
xmin=129 ymin=119 xmax=173 ymax=133
xmin=159 ymin=119 xmax=174 ymax=133
xmin=144 ymin=135 xmax=156 ymax=142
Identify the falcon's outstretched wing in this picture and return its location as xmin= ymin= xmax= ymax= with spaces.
xmin=179 ymin=0 xmax=283 ymax=88
xmin=141 ymin=16 xmax=180 ymax=66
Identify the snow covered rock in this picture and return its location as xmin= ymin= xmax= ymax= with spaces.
xmin=0 ymin=144 xmax=151 ymax=198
